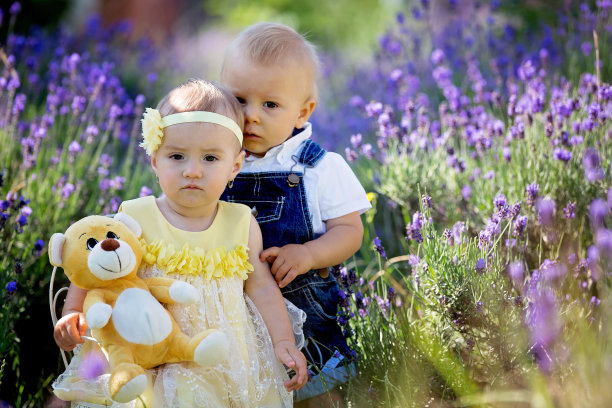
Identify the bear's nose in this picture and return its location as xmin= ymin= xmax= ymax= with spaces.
xmin=100 ymin=238 xmax=120 ymax=251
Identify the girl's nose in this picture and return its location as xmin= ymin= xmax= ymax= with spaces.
xmin=183 ymin=159 xmax=203 ymax=178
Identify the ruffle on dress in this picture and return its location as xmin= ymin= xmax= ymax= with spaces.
xmin=140 ymin=239 xmax=254 ymax=280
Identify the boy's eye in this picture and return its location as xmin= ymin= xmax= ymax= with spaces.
xmin=236 ymin=97 xmax=246 ymax=104
xmin=263 ymin=101 xmax=278 ymax=109
xmin=204 ymin=155 xmax=217 ymax=162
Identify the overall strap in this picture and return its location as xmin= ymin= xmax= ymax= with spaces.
xmin=297 ymin=139 xmax=326 ymax=167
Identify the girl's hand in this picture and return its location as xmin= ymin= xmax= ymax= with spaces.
xmin=260 ymin=244 xmax=314 ymax=288
xmin=54 ymin=312 xmax=87 ymax=351
xmin=273 ymin=340 xmax=308 ymax=391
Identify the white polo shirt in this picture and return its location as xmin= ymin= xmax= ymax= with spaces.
xmin=241 ymin=123 xmax=372 ymax=236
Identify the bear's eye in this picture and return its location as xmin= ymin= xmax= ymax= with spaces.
xmin=86 ymin=238 xmax=99 ymax=250
xmin=106 ymin=231 xmax=118 ymax=239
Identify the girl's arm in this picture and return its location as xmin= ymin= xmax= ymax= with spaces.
xmin=54 ymin=283 xmax=88 ymax=351
xmin=261 ymin=211 xmax=364 ymax=288
xmin=244 ymin=216 xmax=308 ymax=391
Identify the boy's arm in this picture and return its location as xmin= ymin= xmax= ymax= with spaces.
xmin=244 ymin=216 xmax=308 ymax=391
xmin=261 ymin=211 xmax=364 ymax=288
xmin=54 ymin=283 xmax=88 ymax=351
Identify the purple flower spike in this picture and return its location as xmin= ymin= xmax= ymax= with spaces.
xmin=5 ymin=281 xmax=17 ymax=294
xmin=431 ymin=48 xmax=445 ymax=65
xmin=139 ymin=186 xmax=152 ymax=197
xmin=590 ymin=198 xmax=609 ymax=231
xmin=527 ymin=288 xmax=560 ymax=372
xmin=595 ymin=229 xmax=612 ymax=261
xmin=563 ymin=201 xmax=576 ymax=219
xmin=475 ymin=258 xmax=486 ymax=273
xmin=526 ymin=183 xmax=539 ymax=207
xmin=581 ymin=42 xmax=592 ymax=56
xmin=553 ymin=147 xmax=572 ymax=162
xmin=68 ymin=140 xmax=82 ymax=155
xmin=494 ymin=193 xmax=507 ymax=209
xmin=462 ymin=185 xmax=471 ymax=201
xmin=583 ymin=148 xmax=605 ymax=182
xmin=9 ymin=2 xmax=21 ymax=15
xmin=537 ymin=198 xmax=556 ymax=227
xmin=508 ymin=261 xmax=525 ymax=288
xmin=373 ymin=236 xmax=386 ymax=258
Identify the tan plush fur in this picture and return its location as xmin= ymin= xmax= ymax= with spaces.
xmin=49 ymin=215 xmax=226 ymax=403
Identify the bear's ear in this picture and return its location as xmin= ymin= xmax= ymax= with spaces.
xmin=114 ymin=213 xmax=142 ymax=238
xmin=49 ymin=233 xmax=66 ymax=267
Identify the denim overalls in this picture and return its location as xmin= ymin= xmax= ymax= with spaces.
xmin=221 ymin=139 xmax=350 ymax=370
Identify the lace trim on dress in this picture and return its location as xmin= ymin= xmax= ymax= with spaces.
xmin=140 ymin=239 xmax=254 ymax=280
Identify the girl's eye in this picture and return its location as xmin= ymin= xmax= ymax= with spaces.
xmin=263 ymin=101 xmax=278 ymax=109
xmin=86 ymin=238 xmax=99 ymax=250
xmin=170 ymin=154 xmax=183 ymax=160
xmin=106 ymin=231 xmax=118 ymax=239
xmin=236 ymin=97 xmax=246 ymax=104
xmin=204 ymin=155 xmax=217 ymax=162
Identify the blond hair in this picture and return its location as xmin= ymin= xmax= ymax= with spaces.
xmin=222 ymin=22 xmax=319 ymax=99
xmin=157 ymin=78 xmax=244 ymax=131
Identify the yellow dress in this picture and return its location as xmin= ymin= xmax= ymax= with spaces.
xmin=121 ymin=196 xmax=292 ymax=408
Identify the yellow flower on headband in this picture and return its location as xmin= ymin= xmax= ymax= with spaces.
xmin=140 ymin=108 xmax=164 ymax=155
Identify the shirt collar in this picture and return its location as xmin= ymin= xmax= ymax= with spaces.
xmin=244 ymin=122 xmax=312 ymax=164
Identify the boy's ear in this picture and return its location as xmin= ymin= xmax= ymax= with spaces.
xmin=296 ymin=99 xmax=316 ymax=129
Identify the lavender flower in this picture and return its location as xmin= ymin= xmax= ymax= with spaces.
xmin=537 ymin=198 xmax=556 ymax=227
xmin=539 ymin=259 xmax=567 ymax=281
xmin=510 ymin=202 xmax=522 ymax=219
xmin=431 ymin=48 xmax=445 ymax=65
xmin=5 ymin=281 xmax=17 ymax=294
xmin=474 ymin=258 xmax=486 ymax=273
xmin=526 ymin=183 xmax=539 ymax=207
xmin=583 ymin=147 xmax=605 ymax=182
xmin=139 ymin=185 xmax=152 ymax=197
xmin=461 ymin=185 xmax=471 ymax=201
xmin=563 ymin=201 xmax=576 ymax=219
xmin=527 ymin=288 xmax=560 ymax=373
xmin=553 ymin=147 xmax=572 ymax=162
xmin=421 ymin=194 xmax=432 ymax=208
xmin=61 ymin=183 xmax=75 ymax=199
xmin=513 ymin=215 xmax=528 ymax=237
xmin=595 ymin=229 xmax=612 ymax=261
xmin=9 ymin=2 xmax=21 ymax=15
xmin=373 ymin=236 xmax=386 ymax=258
xmin=508 ymin=261 xmax=525 ymax=289
xmin=68 ymin=140 xmax=82 ymax=155
xmin=590 ymin=198 xmax=609 ymax=231
xmin=33 ymin=239 xmax=44 ymax=255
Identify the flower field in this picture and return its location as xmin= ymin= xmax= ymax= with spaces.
xmin=0 ymin=1 xmax=610 ymax=407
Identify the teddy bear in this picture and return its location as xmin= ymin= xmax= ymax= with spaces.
xmin=49 ymin=213 xmax=228 ymax=403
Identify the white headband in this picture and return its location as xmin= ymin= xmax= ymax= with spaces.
xmin=140 ymin=108 xmax=243 ymax=155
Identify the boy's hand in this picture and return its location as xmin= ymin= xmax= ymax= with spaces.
xmin=54 ymin=312 xmax=87 ymax=351
xmin=261 ymin=244 xmax=314 ymax=288
xmin=274 ymin=340 xmax=308 ymax=391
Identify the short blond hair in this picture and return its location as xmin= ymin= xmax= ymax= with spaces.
xmin=157 ymin=78 xmax=244 ymax=132
xmin=222 ymin=22 xmax=319 ymax=99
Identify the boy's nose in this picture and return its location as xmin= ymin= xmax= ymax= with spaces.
xmin=244 ymin=104 xmax=259 ymax=123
